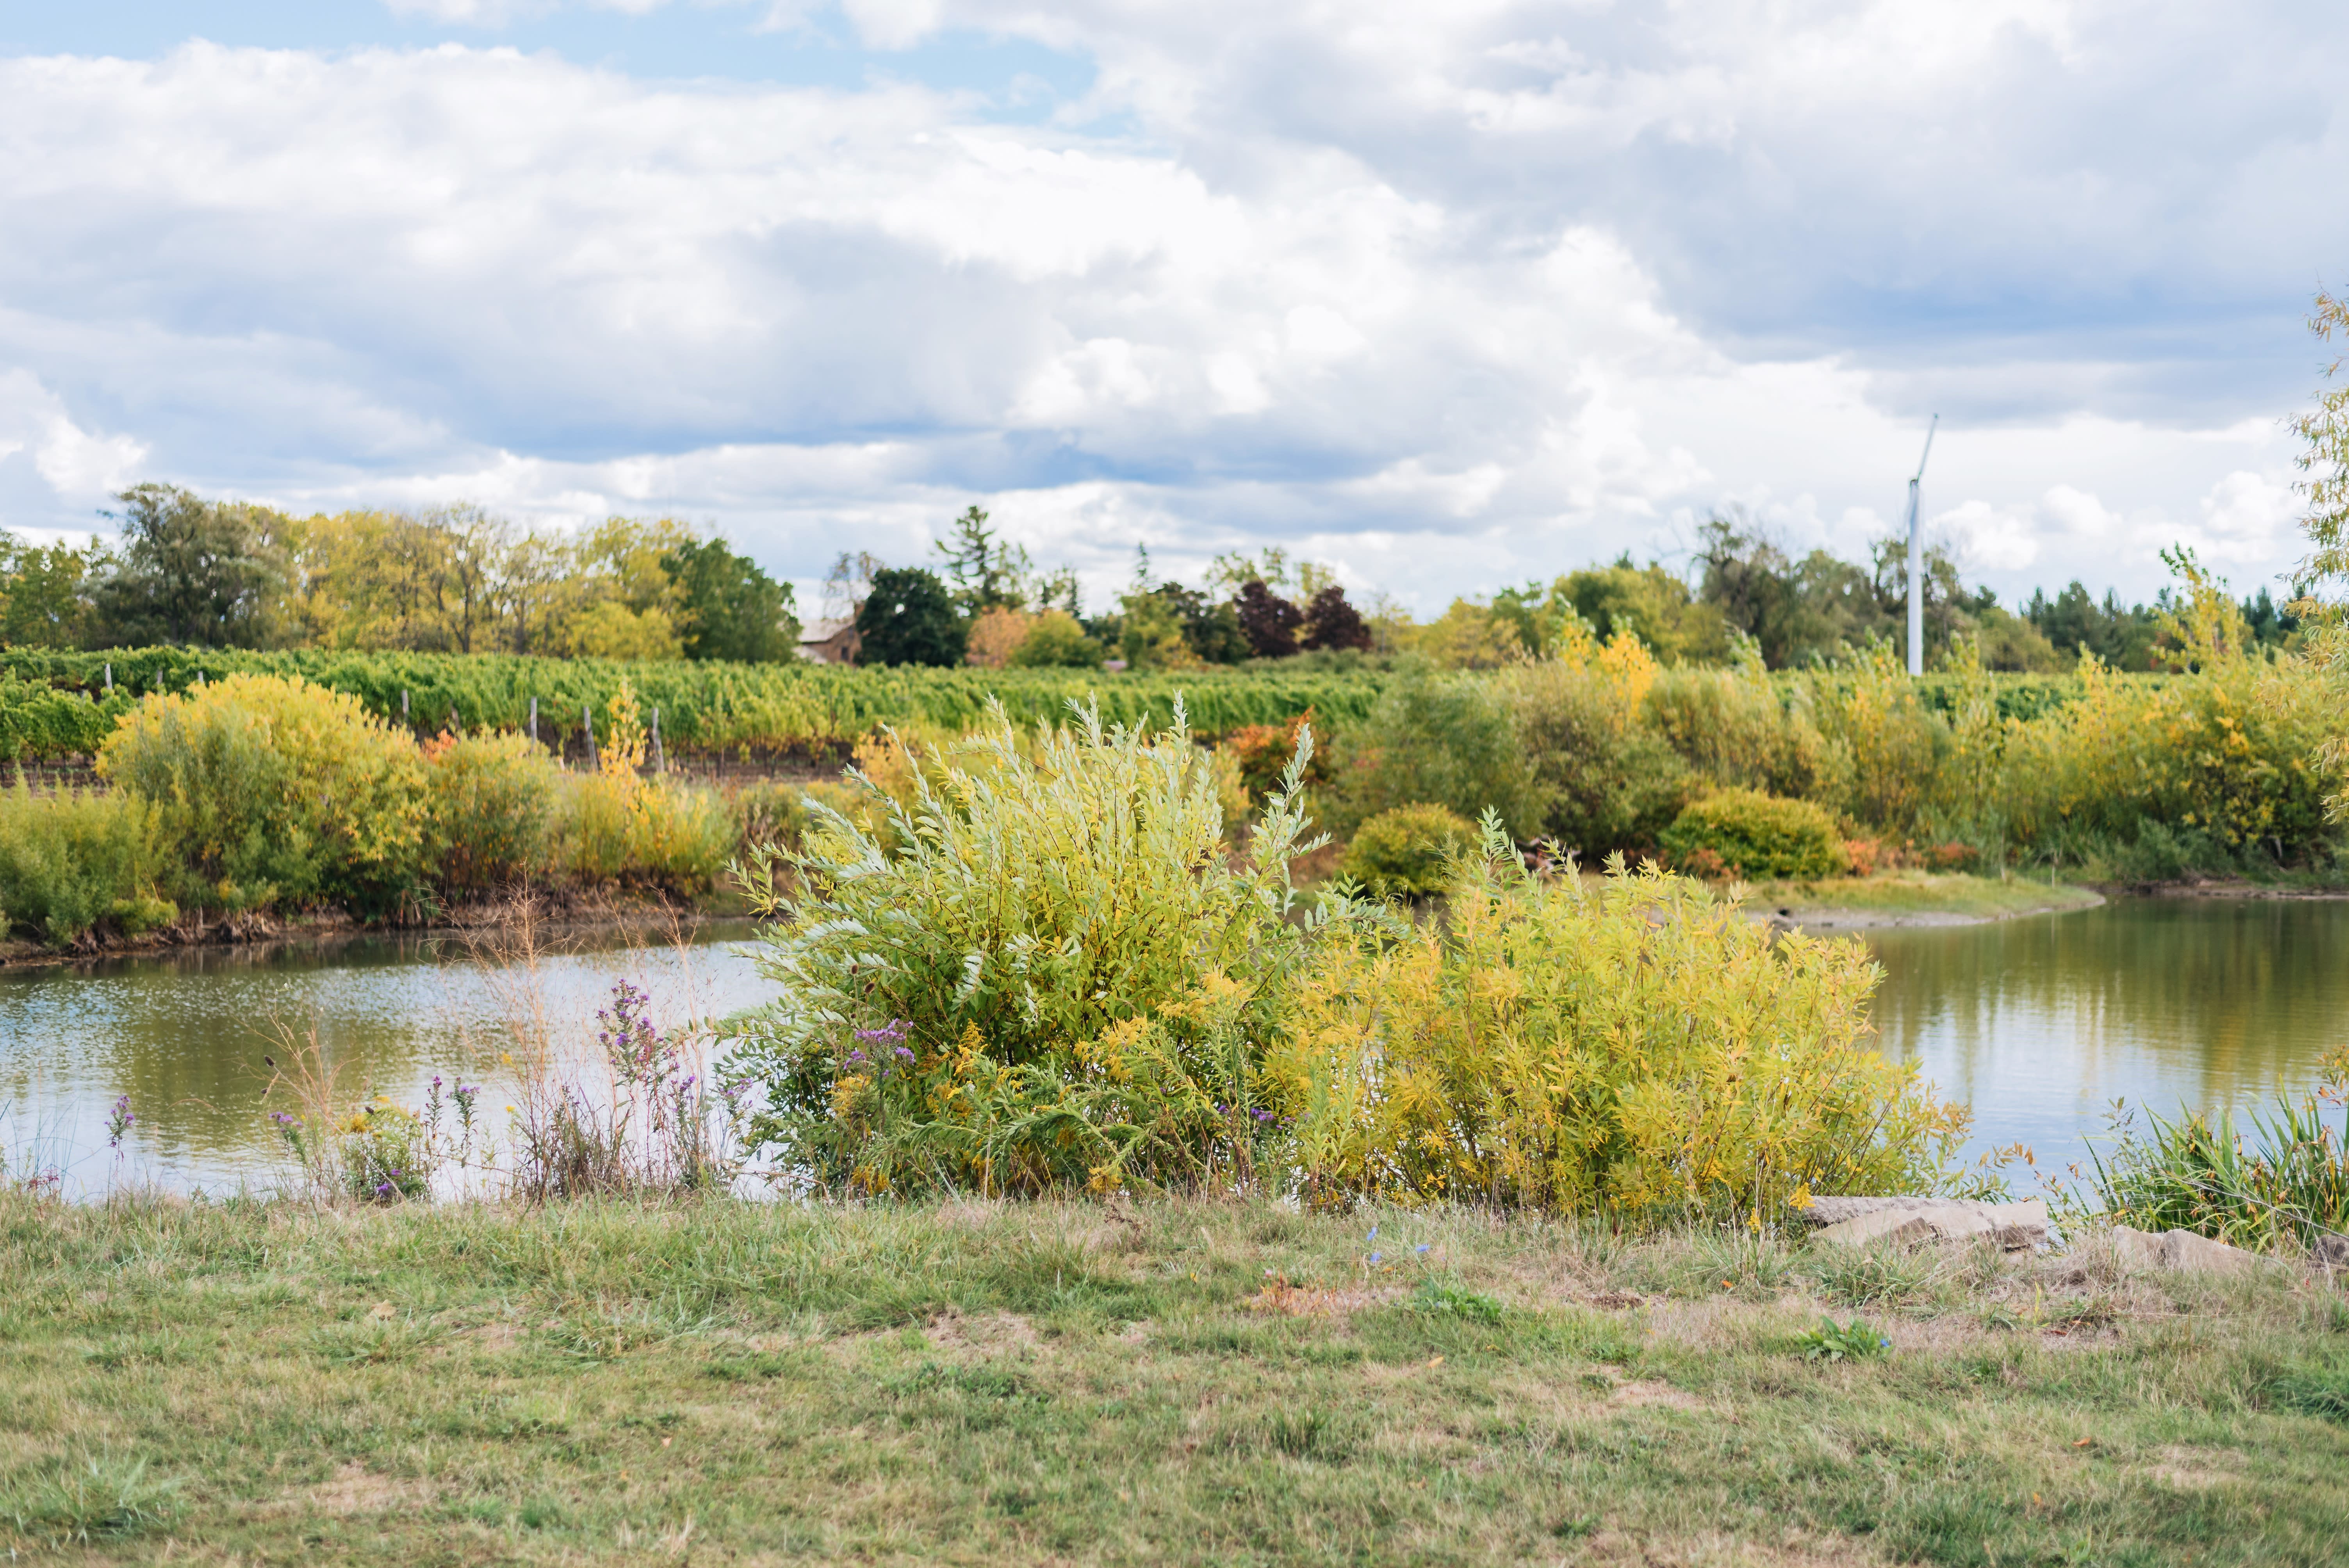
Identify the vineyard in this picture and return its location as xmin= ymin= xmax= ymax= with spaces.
xmin=0 ymin=649 xmax=1395 ymax=764
xmin=0 ymin=646 xmax=2139 ymax=766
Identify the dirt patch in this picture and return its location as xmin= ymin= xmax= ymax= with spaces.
xmin=923 ymin=1308 xmax=1039 ymax=1353
xmin=1244 ymin=1279 xmax=1403 ymax=1317
xmin=1589 ymin=1290 xmax=1647 ymax=1311
xmin=1582 ymin=1528 xmax=1880 ymax=1565
xmin=1609 ymin=1379 xmax=1712 ymax=1413
xmin=301 ymin=1461 xmax=433 ymax=1516
xmin=2147 ymin=1446 xmax=2240 ymax=1491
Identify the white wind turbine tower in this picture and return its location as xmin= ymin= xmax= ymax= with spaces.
xmin=1904 ymin=414 xmax=1940 ymax=676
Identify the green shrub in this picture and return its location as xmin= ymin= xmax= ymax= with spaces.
xmin=1007 ymin=610 xmax=1104 ymax=668
xmin=422 ymin=730 xmax=559 ymax=893
xmin=1340 ymin=804 xmax=1476 ymax=898
xmin=0 ymin=783 xmax=168 ymax=946
xmin=727 ymin=700 xmax=1340 ymax=1195
xmin=1328 ymin=661 xmax=1540 ymax=838
xmin=98 ymin=672 xmax=426 ymax=912
xmin=1504 ymin=656 xmax=1688 ymax=857
xmin=1263 ymin=824 xmax=1969 ymax=1218
xmin=1660 ymin=789 xmax=1846 ymax=880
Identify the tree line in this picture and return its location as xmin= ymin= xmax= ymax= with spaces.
xmin=0 ymin=485 xmax=799 ymax=661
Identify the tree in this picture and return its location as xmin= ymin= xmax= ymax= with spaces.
xmin=1299 ymin=585 xmax=1372 ymax=653
xmin=1234 ymin=579 xmax=1303 ymax=659
xmin=855 ymin=567 xmax=966 ymax=666
xmin=91 ymin=483 xmax=291 ymax=648
xmin=662 ymin=537 xmax=800 ymax=663
xmin=2296 ymin=286 xmax=2349 ymax=600
xmin=1009 ymin=610 xmax=1103 ymax=668
xmin=0 ymin=535 xmax=101 ymax=648
xmin=934 ymin=505 xmax=1032 ymax=615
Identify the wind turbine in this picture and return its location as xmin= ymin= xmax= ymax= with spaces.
xmin=1903 ymin=414 xmax=1939 ymax=676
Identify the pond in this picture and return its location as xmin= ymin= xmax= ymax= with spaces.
xmin=0 ymin=921 xmax=772 ymax=1198
xmin=4 ymin=897 xmax=2345 ymax=1198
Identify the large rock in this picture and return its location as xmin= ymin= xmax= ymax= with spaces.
xmin=2108 ymin=1224 xmax=2265 ymax=1276
xmin=1810 ymin=1199 xmax=2048 ymax=1251
xmin=2313 ymin=1231 xmax=2349 ymax=1270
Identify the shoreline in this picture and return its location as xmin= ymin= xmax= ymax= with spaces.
xmin=1743 ymin=871 xmax=2105 ymax=932
xmin=0 ymin=897 xmax=752 ymax=974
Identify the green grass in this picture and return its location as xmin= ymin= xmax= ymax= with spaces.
xmin=2 ymin=1192 xmax=2344 ymax=1564
xmin=1747 ymin=870 xmax=2105 ymax=924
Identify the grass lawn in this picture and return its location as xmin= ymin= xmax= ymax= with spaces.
xmin=1743 ymin=872 xmax=2105 ymax=927
xmin=4 ymin=1193 xmax=2346 ymax=1564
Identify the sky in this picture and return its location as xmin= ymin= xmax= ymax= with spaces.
xmin=0 ymin=0 xmax=2343 ymax=617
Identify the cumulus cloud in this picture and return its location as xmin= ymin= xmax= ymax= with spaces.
xmin=0 ymin=2 xmax=2339 ymax=609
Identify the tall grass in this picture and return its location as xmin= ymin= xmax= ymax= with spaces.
xmin=2083 ymin=1055 xmax=2349 ymax=1253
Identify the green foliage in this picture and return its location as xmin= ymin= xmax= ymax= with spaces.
xmin=660 ymin=538 xmax=799 ymax=663
xmin=98 ymin=672 xmax=428 ymax=912
xmin=0 ymin=535 xmax=98 ymax=649
xmin=1264 ymin=825 xmax=1970 ymax=1219
xmin=2082 ymin=1078 xmax=2349 ymax=1255
xmin=1505 ymin=646 xmax=1690 ymax=857
xmin=857 ymin=568 xmax=967 ymax=667
xmin=2271 ymin=1368 xmax=2349 ymax=1424
xmin=1793 ymin=1317 xmax=1891 ymax=1363
xmin=1408 ymin=1278 xmax=1506 ymax=1323
xmin=1661 ymin=789 xmax=1846 ymax=881
xmin=0 ymin=1452 xmax=180 ymax=1543
xmin=1328 ymin=661 xmax=1541 ymax=837
xmin=1339 ymin=804 xmax=1477 ymax=898
xmin=421 ymin=730 xmax=560 ymax=893
xmin=728 ymin=701 xmax=1343 ymax=1195
xmin=0 ymin=647 xmax=1388 ymax=762
xmin=1007 ymin=610 xmax=1104 ymax=668
xmin=0 ymin=783 xmax=166 ymax=946
xmin=92 ymin=484 xmax=292 ymax=649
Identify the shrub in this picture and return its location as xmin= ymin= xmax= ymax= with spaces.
xmin=1505 ymin=644 xmax=1689 ymax=858
xmin=1007 ymin=610 xmax=1103 ymax=668
xmin=1340 ymin=804 xmax=1477 ymax=898
xmin=97 ymin=672 xmax=426 ymax=912
xmin=1328 ymin=661 xmax=1541 ymax=838
xmin=726 ymin=700 xmax=1342 ymax=1195
xmin=0 ymin=783 xmax=168 ymax=946
xmin=1661 ymin=789 xmax=1846 ymax=881
xmin=1220 ymin=709 xmax=1330 ymax=802
xmin=1262 ymin=824 xmax=1969 ymax=1219
xmin=421 ymin=730 xmax=559 ymax=893
xmin=554 ymin=772 xmax=731 ymax=892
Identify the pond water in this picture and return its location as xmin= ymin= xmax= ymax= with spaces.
xmin=1866 ymin=896 xmax=2349 ymax=1175
xmin=0 ymin=921 xmax=772 ymax=1198
xmin=5 ymin=898 xmax=2345 ymax=1197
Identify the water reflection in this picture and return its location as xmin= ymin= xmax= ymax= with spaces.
xmin=0 ymin=923 xmax=770 ymax=1196
xmin=9 ymin=898 xmax=2344 ymax=1197
xmin=1866 ymin=898 xmax=2349 ymax=1172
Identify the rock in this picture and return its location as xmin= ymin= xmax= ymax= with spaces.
xmin=2108 ymin=1224 xmax=2265 ymax=1276
xmin=1806 ymin=1198 xmax=2047 ymax=1251
xmin=1811 ymin=1199 xmax=2047 ymax=1251
xmin=2310 ymin=1231 xmax=2349 ymax=1270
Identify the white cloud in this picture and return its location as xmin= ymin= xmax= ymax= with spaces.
xmin=0 ymin=3 xmax=2341 ymax=612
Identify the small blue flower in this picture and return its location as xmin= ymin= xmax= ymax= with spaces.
xmin=1415 ymin=1244 xmax=1431 ymax=1254
xmin=1367 ymin=1225 xmax=1378 ymax=1242
xmin=1369 ymin=1252 xmax=1381 ymax=1265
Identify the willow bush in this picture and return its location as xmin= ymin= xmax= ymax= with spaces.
xmin=98 ymin=672 xmax=428 ymax=912
xmin=1260 ymin=819 xmax=1970 ymax=1221
xmin=725 ymin=700 xmax=1354 ymax=1196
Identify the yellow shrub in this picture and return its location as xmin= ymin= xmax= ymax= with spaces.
xmin=1262 ymin=827 xmax=1969 ymax=1221
xmin=98 ymin=672 xmax=425 ymax=911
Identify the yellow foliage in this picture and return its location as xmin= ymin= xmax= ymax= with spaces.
xmin=1262 ymin=836 xmax=1969 ymax=1221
